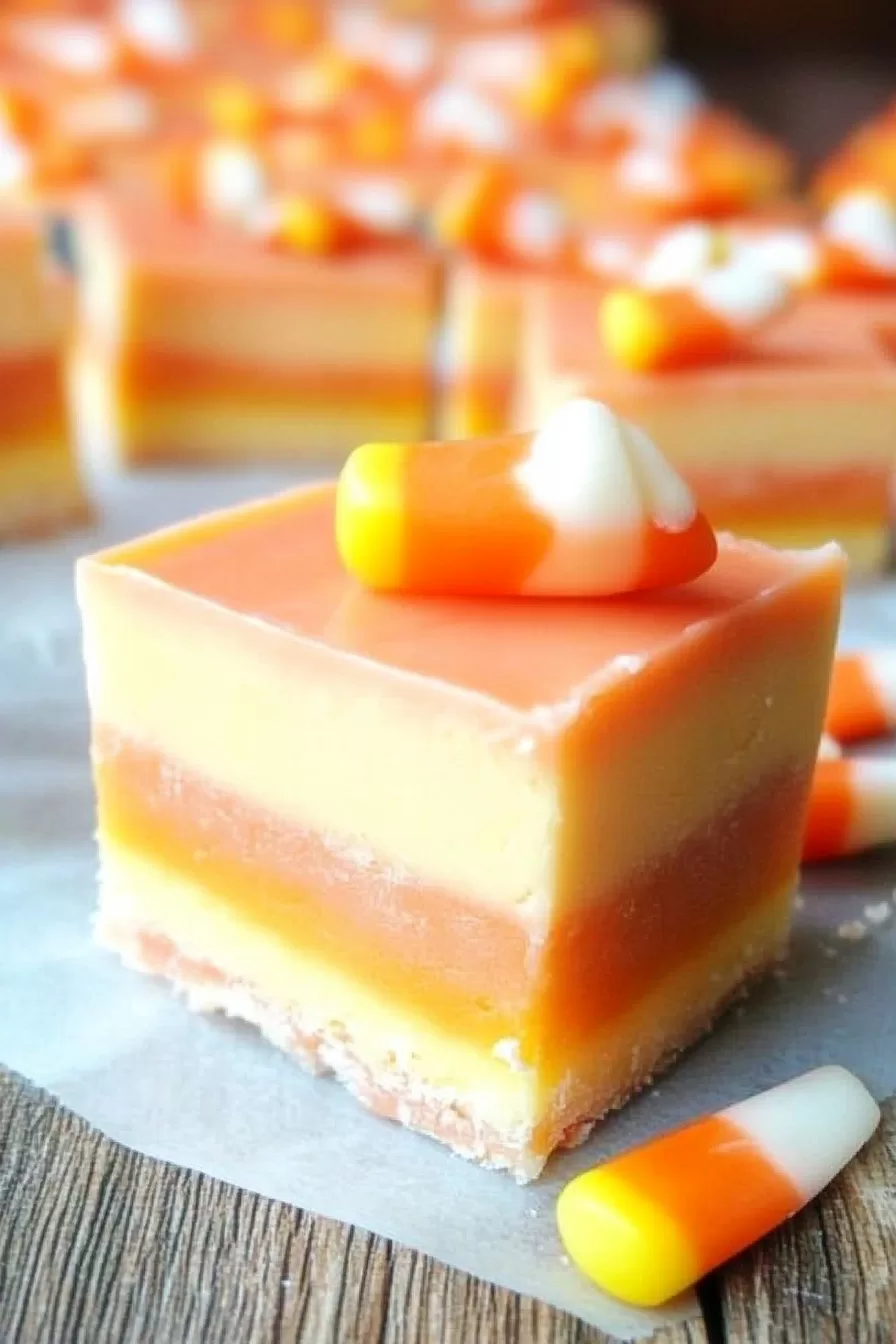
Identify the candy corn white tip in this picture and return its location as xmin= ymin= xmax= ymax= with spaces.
xmin=638 ymin=223 xmax=721 ymax=290
xmin=736 ymin=229 xmax=820 ymax=287
xmin=199 ymin=142 xmax=267 ymax=224
xmin=818 ymin=733 xmax=842 ymax=759
xmin=803 ymin=756 xmax=896 ymax=861
xmin=724 ymin=1066 xmax=880 ymax=1203
xmin=504 ymin=190 xmax=567 ymax=262
xmin=513 ymin=400 xmax=714 ymax=594
xmin=824 ymin=190 xmax=896 ymax=271
xmin=695 ymin=257 xmax=789 ymax=327
xmin=557 ymin=1066 xmax=878 ymax=1307
xmin=516 ymin=399 xmax=697 ymax=535
xmin=825 ymin=649 xmax=896 ymax=743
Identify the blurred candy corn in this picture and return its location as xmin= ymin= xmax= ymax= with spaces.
xmin=433 ymin=162 xmax=571 ymax=268
xmin=803 ymin=757 xmax=896 ymax=862
xmin=600 ymin=255 xmax=790 ymax=372
xmin=825 ymin=650 xmax=896 ymax=744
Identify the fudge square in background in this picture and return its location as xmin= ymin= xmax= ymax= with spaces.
xmin=78 ymin=482 xmax=843 ymax=1179
xmin=0 ymin=210 xmax=86 ymax=540
xmin=71 ymin=195 xmax=440 ymax=466
xmin=520 ymin=280 xmax=896 ymax=576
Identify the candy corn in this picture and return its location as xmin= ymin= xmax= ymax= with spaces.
xmin=825 ymin=650 xmax=896 ymax=744
xmin=512 ymin=20 xmax=604 ymax=124
xmin=336 ymin=398 xmax=717 ymax=597
xmin=433 ymin=162 xmax=570 ymax=268
xmin=817 ymin=733 xmax=843 ymax=760
xmin=802 ymin=757 xmax=896 ymax=862
xmin=600 ymin=256 xmax=790 ymax=372
xmin=818 ymin=190 xmax=896 ymax=289
xmin=557 ymin=1066 xmax=879 ymax=1307
xmin=255 ymin=191 xmax=402 ymax=255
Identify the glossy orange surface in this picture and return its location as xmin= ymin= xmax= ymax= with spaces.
xmin=104 ymin=484 xmax=831 ymax=713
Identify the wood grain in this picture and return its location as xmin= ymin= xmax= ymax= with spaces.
xmin=0 ymin=1068 xmax=706 ymax=1344
xmin=722 ymin=1098 xmax=896 ymax=1344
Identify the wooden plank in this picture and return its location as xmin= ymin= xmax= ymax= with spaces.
xmin=0 ymin=1068 xmax=706 ymax=1344
xmin=721 ymin=1097 xmax=896 ymax=1344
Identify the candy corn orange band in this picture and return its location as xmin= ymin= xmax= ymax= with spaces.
xmin=94 ymin=733 xmax=807 ymax=1071
xmin=819 ymin=239 xmax=896 ymax=291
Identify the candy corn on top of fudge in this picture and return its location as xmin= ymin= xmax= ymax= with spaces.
xmin=79 ymin=387 xmax=844 ymax=1180
xmin=336 ymin=398 xmax=717 ymax=596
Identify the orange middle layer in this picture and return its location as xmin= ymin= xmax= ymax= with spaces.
xmin=96 ymin=736 xmax=806 ymax=1068
xmin=117 ymin=350 xmax=431 ymax=404
xmin=0 ymin=352 xmax=68 ymax=440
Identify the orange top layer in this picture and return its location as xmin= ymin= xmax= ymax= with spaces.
xmin=76 ymin=191 xmax=436 ymax=294
xmin=100 ymin=483 xmax=836 ymax=714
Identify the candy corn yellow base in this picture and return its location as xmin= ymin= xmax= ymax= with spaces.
xmin=558 ymin=1167 xmax=697 ymax=1306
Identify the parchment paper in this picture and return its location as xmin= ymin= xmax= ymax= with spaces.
xmin=3 ymin=469 xmax=896 ymax=1339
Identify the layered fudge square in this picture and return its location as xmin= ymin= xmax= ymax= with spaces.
xmin=78 ymin=483 xmax=842 ymax=1179
xmin=0 ymin=209 xmax=86 ymax=539
xmin=71 ymin=194 xmax=440 ymax=465
xmin=520 ymin=279 xmax=896 ymax=574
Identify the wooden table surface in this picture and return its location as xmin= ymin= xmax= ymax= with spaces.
xmin=1 ymin=1069 xmax=894 ymax=1343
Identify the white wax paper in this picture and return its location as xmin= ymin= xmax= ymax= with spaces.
xmin=2 ymin=470 xmax=895 ymax=1339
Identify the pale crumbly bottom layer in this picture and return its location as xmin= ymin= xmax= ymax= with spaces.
xmin=0 ymin=439 xmax=89 ymax=540
xmin=96 ymin=863 xmax=793 ymax=1182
